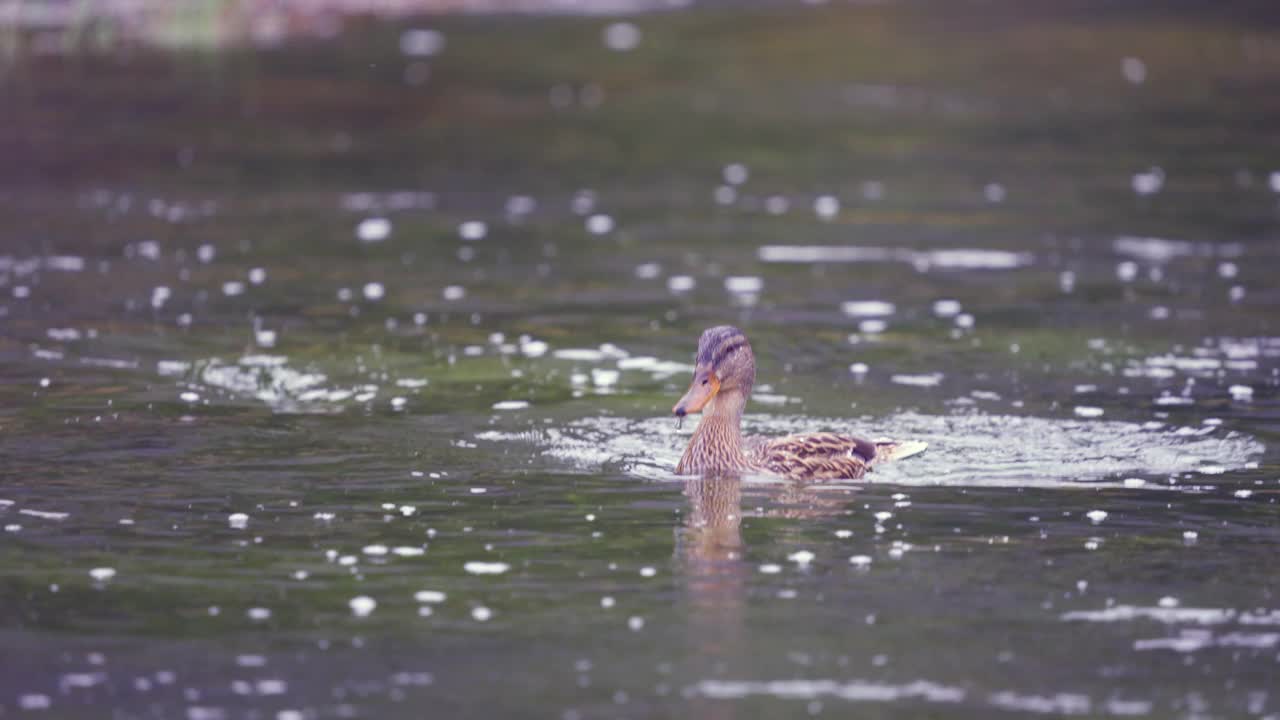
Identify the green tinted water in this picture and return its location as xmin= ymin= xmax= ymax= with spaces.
xmin=1 ymin=4 xmax=1279 ymax=718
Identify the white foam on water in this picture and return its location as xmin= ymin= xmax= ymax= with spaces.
xmin=758 ymin=245 xmax=1032 ymax=270
xmin=693 ymin=678 xmax=965 ymax=703
xmin=891 ymin=373 xmax=944 ymax=388
xmin=476 ymin=412 xmax=1261 ymax=488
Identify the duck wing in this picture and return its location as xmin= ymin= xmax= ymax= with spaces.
xmin=744 ymin=433 xmax=928 ymax=481
xmin=742 ymin=432 xmax=873 ymax=480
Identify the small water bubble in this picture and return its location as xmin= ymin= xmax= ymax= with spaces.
xmin=723 ymin=163 xmax=749 ymax=185
xmin=505 ymin=195 xmax=536 ymax=216
xmin=627 ymin=616 xmax=645 ymax=631
xmin=813 ymin=195 xmax=840 ymax=220
xmin=415 ymin=590 xmax=446 ymax=604
xmin=639 ymin=566 xmax=657 ymax=578
xmin=571 ymin=189 xmax=596 ymax=215
xmin=788 ymin=550 xmax=815 ymax=565
xmin=257 ymin=680 xmax=287 ymax=696
xmin=1229 ymin=384 xmax=1254 ymax=401
xmin=247 ymin=607 xmax=272 ymax=621
xmin=841 ymin=300 xmax=895 ymax=318
xmin=983 ymin=183 xmax=1006 ymax=203
xmin=137 ymin=239 xmax=161 ymax=260
xmin=471 ymin=606 xmax=493 ymax=622
xmin=442 ymin=285 xmax=466 ymax=301
xmin=848 ymin=362 xmax=869 ymax=375
xmin=222 ymin=281 xmax=245 ymax=296
xmin=713 ymin=185 xmax=737 ymax=205
xmin=19 ymin=694 xmax=52 ymax=711
xmin=666 ymin=275 xmax=695 ymax=293
xmin=1269 ymin=171 xmax=1280 ymax=193
xmin=180 ymin=391 xmax=200 ymax=403
xmin=585 ymin=214 xmax=614 ymax=235
xmin=759 ymin=563 xmax=782 ymax=574
xmin=600 ymin=596 xmax=616 ymax=608
xmin=458 ymin=221 xmax=487 ymax=240
xmin=492 ymin=400 xmax=530 ymax=410
xmin=520 ymin=340 xmax=548 ymax=358
xmin=1058 ymin=270 xmax=1076 ymax=293
xmin=400 ymin=29 xmax=445 ymax=57
xmin=228 ymin=513 xmax=249 ymax=529
xmin=849 ymin=555 xmax=872 ymax=567
xmin=464 ymin=561 xmax=510 ymax=575
xmin=1074 ymin=406 xmax=1104 ymax=418
xmin=634 ymin=262 xmax=661 ymax=279
xmin=932 ymin=299 xmax=962 ymax=317
xmin=1122 ymin=56 xmax=1147 ymax=84
xmin=1116 ymin=261 xmax=1138 ymax=282
xmin=362 ymin=282 xmax=385 ymax=301
xmin=603 ymin=22 xmax=641 ymax=51
xmin=151 ymin=285 xmax=171 ymax=309
xmin=724 ymin=276 xmax=763 ymax=294
xmin=859 ymin=319 xmax=887 ymax=334
xmin=89 ymin=567 xmax=117 ymax=582
xmin=1086 ymin=509 xmax=1108 ymax=524
xmin=592 ymin=368 xmax=621 ymax=388
xmin=349 ymin=596 xmax=376 ymax=617
xmin=765 ymin=195 xmax=790 ymax=214
xmin=357 ymin=217 xmax=391 ymax=243
xmin=1131 ymin=167 xmax=1165 ymax=196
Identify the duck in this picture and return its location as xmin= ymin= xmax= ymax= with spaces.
xmin=672 ymin=325 xmax=926 ymax=480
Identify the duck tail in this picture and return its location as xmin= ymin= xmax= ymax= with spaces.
xmin=873 ymin=439 xmax=929 ymax=463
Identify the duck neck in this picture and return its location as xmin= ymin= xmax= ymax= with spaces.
xmin=679 ymin=389 xmax=749 ymax=474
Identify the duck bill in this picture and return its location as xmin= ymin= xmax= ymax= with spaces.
xmin=673 ymin=373 xmax=720 ymax=416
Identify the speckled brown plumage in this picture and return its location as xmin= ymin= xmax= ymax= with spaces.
xmin=673 ymin=326 xmax=925 ymax=481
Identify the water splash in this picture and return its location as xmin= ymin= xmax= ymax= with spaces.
xmin=477 ymin=412 xmax=1262 ymax=487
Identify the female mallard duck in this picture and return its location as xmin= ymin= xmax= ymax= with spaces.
xmin=673 ymin=326 xmax=926 ymax=480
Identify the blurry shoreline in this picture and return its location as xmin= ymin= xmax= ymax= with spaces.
xmin=0 ymin=0 xmax=689 ymax=51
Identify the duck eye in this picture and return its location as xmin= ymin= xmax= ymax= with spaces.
xmin=701 ymin=379 xmax=709 ymax=386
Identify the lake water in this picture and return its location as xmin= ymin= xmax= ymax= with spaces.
xmin=2 ymin=3 xmax=1279 ymax=718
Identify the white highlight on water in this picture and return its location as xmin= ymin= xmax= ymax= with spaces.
xmin=464 ymin=561 xmax=510 ymax=575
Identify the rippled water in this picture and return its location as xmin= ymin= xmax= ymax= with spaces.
xmin=3 ymin=3 xmax=1280 ymax=718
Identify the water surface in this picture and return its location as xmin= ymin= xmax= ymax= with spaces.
xmin=2 ymin=3 xmax=1279 ymax=718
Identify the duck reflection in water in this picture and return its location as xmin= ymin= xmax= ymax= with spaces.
xmin=676 ymin=471 xmax=858 ymax=719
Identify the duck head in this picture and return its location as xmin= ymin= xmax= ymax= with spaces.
xmin=673 ymin=325 xmax=756 ymax=419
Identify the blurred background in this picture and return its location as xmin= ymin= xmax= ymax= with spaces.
xmin=1 ymin=1 xmax=1279 ymax=719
